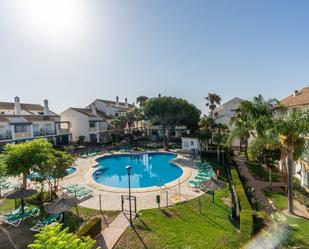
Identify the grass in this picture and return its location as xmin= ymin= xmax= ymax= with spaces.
xmin=247 ymin=162 xmax=281 ymax=182
xmin=265 ymin=191 xmax=309 ymax=248
xmin=115 ymin=188 xmax=248 ymax=249
xmin=0 ymin=197 xmax=119 ymax=232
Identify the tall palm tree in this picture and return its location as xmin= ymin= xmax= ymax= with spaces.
xmin=136 ymin=96 xmax=148 ymax=107
xmin=274 ymin=111 xmax=309 ymax=214
xmin=205 ymin=93 xmax=221 ymax=118
xmin=213 ymin=123 xmax=229 ymax=162
xmin=199 ymin=115 xmax=215 ymax=145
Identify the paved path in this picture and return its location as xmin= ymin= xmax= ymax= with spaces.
xmin=95 ymin=212 xmax=135 ymax=249
xmin=234 ymin=154 xmax=286 ymax=214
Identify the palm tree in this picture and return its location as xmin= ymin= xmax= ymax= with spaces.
xmin=274 ymin=111 xmax=309 ymax=214
xmin=205 ymin=93 xmax=221 ymax=118
xmin=136 ymin=96 xmax=148 ymax=107
xmin=213 ymin=123 xmax=228 ymax=162
xmin=111 ymin=117 xmax=121 ymax=144
xmin=198 ymin=115 xmax=214 ymax=151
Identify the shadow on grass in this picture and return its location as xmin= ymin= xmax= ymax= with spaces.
xmin=132 ymin=225 xmax=149 ymax=249
xmin=134 ymin=218 xmax=151 ymax=232
xmin=160 ymin=208 xmax=185 ymax=220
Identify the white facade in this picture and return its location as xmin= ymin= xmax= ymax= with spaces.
xmin=0 ymin=97 xmax=71 ymax=146
xmin=181 ymin=137 xmax=200 ymax=154
xmin=60 ymin=107 xmax=111 ymax=143
xmin=213 ymin=97 xmax=242 ymax=148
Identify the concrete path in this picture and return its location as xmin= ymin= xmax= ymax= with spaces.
xmin=95 ymin=212 xmax=134 ymax=249
xmin=234 ymin=154 xmax=286 ymax=214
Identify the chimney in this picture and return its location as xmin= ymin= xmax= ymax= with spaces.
xmin=14 ymin=96 xmax=21 ymax=115
xmin=125 ymin=98 xmax=128 ymax=108
xmin=116 ymin=96 xmax=119 ymax=106
xmin=43 ymin=99 xmax=49 ymax=115
xmin=91 ymin=103 xmax=97 ymax=116
xmin=293 ymin=90 xmax=298 ymax=97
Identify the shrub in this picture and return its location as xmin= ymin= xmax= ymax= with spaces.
xmin=76 ymin=217 xmax=102 ymax=239
xmin=231 ymin=169 xmax=254 ymax=241
xmin=293 ymin=177 xmax=309 ymax=208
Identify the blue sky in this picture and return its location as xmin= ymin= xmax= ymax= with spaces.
xmin=0 ymin=0 xmax=308 ymax=114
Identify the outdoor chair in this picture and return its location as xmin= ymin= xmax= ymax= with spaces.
xmin=1 ymin=207 xmax=40 ymax=227
xmin=30 ymin=213 xmax=62 ymax=232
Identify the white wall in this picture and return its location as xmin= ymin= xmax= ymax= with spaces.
xmin=181 ymin=137 xmax=200 ymax=152
xmin=60 ymin=109 xmax=91 ymax=142
xmin=87 ymin=100 xmax=118 ymax=116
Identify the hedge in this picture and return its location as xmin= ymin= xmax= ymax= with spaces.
xmin=76 ymin=217 xmax=102 ymax=239
xmin=231 ymin=169 xmax=254 ymax=241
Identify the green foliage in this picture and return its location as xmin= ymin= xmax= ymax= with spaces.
xmin=34 ymin=149 xmax=74 ymax=195
xmin=76 ymin=217 xmax=102 ymax=239
xmin=144 ymin=96 xmax=200 ymax=145
xmin=1 ymin=138 xmax=52 ymax=177
xmin=28 ymin=223 xmax=98 ymax=249
xmin=274 ymin=111 xmax=309 ymax=160
xmin=231 ymin=169 xmax=253 ymax=241
xmin=205 ymin=93 xmax=221 ymax=118
xmin=77 ymin=135 xmax=85 ymax=145
xmin=136 ymin=95 xmax=148 ymax=107
xmin=0 ymin=158 xmax=7 ymax=177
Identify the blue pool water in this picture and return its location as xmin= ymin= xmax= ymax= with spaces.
xmin=28 ymin=166 xmax=76 ymax=180
xmin=93 ymin=152 xmax=183 ymax=188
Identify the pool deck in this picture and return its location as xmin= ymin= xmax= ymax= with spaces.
xmin=60 ymin=151 xmax=202 ymax=211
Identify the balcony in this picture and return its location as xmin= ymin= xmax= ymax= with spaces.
xmin=33 ymin=130 xmax=56 ymax=137
xmin=89 ymin=127 xmax=97 ymax=132
xmin=57 ymin=128 xmax=70 ymax=135
xmin=0 ymin=133 xmax=12 ymax=141
xmin=15 ymin=132 xmax=32 ymax=139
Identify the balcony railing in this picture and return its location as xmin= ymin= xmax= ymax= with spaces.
xmin=57 ymin=128 xmax=70 ymax=135
xmin=0 ymin=133 xmax=12 ymax=141
xmin=33 ymin=130 xmax=56 ymax=137
xmin=15 ymin=132 xmax=32 ymax=139
xmin=89 ymin=127 xmax=97 ymax=132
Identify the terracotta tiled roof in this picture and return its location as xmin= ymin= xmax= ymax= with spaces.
xmin=24 ymin=115 xmax=57 ymax=122
xmin=281 ymin=87 xmax=309 ymax=107
xmin=71 ymin=108 xmax=111 ymax=120
xmin=0 ymin=102 xmax=44 ymax=111
xmin=97 ymin=99 xmax=134 ymax=109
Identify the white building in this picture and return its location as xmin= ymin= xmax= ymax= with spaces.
xmin=280 ymin=86 xmax=309 ymax=189
xmin=60 ymin=104 xmax=113 ymax=143
xmin=86 ymin=97 xmax=134 ymax=117
xmin=213 ymin=97 xmax=243 ymax=148
xmin=181 ymin=136 xmax=201 ymax=154
xmin=0 ymin=97 xmax=71 ymax=148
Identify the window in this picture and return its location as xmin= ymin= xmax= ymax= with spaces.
xmin=190 ymin=141 xmax=194 ymax=146
xmin=89 ymin=122 xmax=96 ymax=128
xmin=183 ymin=141 xmax=189 ymax=148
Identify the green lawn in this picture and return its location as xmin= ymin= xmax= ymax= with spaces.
xmin=115 ymin=188 xmax=247 ymax=249
xmin=265 ymin=191 xmax=309 ymax=248
xmin=248 ymin=162 xmax=281 ymax=182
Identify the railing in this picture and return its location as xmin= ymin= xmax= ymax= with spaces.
xmin=57 ymin=128 xmax=70 ymax=135
xmin=0 ymin=134 xmax=12 ymax=140
xmin=33 ymin=131 xmax=56 ymax=137
xmin=98 ymin=127 xmax=107 ymax=132
xmin=89 ymin=127 xmax=97 ymax=132
xmin=15 ymin=132 xmax=32 ymax=139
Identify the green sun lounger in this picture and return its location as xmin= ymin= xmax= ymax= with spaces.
xmin=188 ymin=180 xmax=202 ymax=187
xmin=30 ymin=213 xmax=62 ymax=232
xmin=1 ymin=207 xmax=40 ymax=227
xmin=6 ymin=206 xmax=29 ymax=218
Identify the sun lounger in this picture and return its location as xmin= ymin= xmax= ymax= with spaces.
xmin=75 ymin=188 xmax=93 ymax=200
xmin=30 ymin=213 xmax=62 ymax=232
xmin=188 ymin=180 xmax=202 ymax=187
xmin=6 ymin=206 xmax=29 ymax=218
xmin=1 ymin=207 xmax=40 ymax=227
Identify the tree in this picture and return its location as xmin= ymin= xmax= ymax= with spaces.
xmin=0 ymin=159 xmax=6 ymax=177
xmin=274 ymin=111 xmax=309 ymax=214
xmin=199 ymin=115 xmax=215 ymax=145
xmin=0 ymin=139 xmax=52 ymax=189
xmin=111 ymin=117 xmax=122 ymax=144
xmin=28 ymin=223 xmax=98 ymax=249
xmin=136 ymin=96 xmax=148 ymax=107
xmin=33 ymin=149 xmax=74 ymax=199
xmin=248 ymin=133 xmax=281 ymax=190
xmin=213 ymin=123 xmax=229 ymax=162
xmin=205 ymin=93 xmax=221 ymax=118
xmin=77 ymin=136 xmax=85 ymax=145
xmin=144 ymin=96 xmax=200 ymax=148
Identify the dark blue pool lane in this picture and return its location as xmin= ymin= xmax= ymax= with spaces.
xmin=93 ymin=153 xmax=183 ymax=188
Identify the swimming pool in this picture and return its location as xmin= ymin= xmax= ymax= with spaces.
xmin=93 ymin=152 xmax=183 ymax=188
xmin=28 ymin=166 xmax=76 ymax=180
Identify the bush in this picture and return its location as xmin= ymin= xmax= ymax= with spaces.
xmin=76 ymin=217 xmax=102 ymax=239
xmin=231 ymin=169 xmax=254 ymax=241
